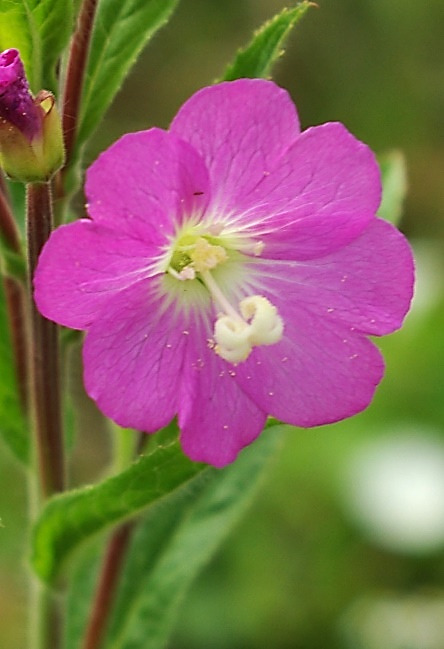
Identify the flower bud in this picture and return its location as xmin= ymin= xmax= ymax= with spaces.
xmin=0 ymin=48 xmax=65 ymax=182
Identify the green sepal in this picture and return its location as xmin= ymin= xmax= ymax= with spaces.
xmin=0 ymin=92 xmax=65 ymax=183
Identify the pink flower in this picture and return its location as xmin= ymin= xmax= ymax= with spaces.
xmin=34 ymin=80 xmax=414 ymax=466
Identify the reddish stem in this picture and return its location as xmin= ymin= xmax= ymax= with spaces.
xmin=26 ymin=182 xmax=65 ymax=497
xmin=81 ymin=434 xmax=147 ymax=649
xmin=62 ymin=0 xmax=99 ymax=166
xmin=81 ymin=523 xmax=134 ymax=649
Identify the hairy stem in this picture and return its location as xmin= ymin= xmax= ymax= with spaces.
xmin=61 ymin=0 xmax=99 ymax=166
xmin=81 ymin=523 xmax=134 ymax=649
xmin=26 ymin=182 xmax=65 ymax=498
xmin=27 ymin=182 xmax=65 ymax=649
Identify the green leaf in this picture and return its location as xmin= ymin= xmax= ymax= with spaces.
xmin=104 ymin=425 xmax=286 ymax=649
xmin=0 ymin=276 xmax=29 ymax=463
xmin=65 ymin=542 xmax=103 ymax=649
xmin=64 ymin=475 xmax=211 ymax=649
xmin=377 ymin=150 xmax=408 ymax=226
xmin=221 ymin=2 xmax=314 ymax=81
xmin=31 ymin=439 xmax=205 ymax=584
xmin=30 ymin=0 xmax=74 ymax=89
xmin=76 ymin=0 xmax=179 ymax=152
xmin=0 ymin=0 xmax=73 ymax=91
xmin=0 ymin=2 xmax=33 ymax=83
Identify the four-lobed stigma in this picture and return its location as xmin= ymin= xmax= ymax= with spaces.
xmin=214 ymin=295 xmax=284 ymax=363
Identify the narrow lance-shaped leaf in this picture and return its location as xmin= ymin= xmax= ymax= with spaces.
xmin=0 ymin=2 xmax=33 ymax=84
xmin=65 ymin=543 xmax=103 ymax=649
xmin=26 ymin=0 xmax=74 ymax=90
xmin=104 ymin=425 xmax=287 ymax=649
xmin=76 ymin=0 xmax=179 ymax=154
xmin=221 ymin=2 xmax=314 ymax=82
xmin=31 ymin=440 xmax=205 ymax=584
xmin=64 ymin=471 xmax=213 ymax=649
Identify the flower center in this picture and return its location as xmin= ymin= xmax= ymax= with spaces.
xmin=169 ymin=235 xmax=228 ymax=279
xmin=166 ymin=231 xmax=283 ymax=363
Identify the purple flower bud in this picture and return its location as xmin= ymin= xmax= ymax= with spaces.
xmin=0 ymin=48 xmax=40 ymax=140
xmin=0 ymin=48 xmax=64 ymax=182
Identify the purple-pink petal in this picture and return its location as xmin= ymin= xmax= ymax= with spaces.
xmin=170 ymin=79 xmax=300 ymax=215
xmin=252 ymin=218 xmax=414 ymax=337
xmin=232 ymin=122 xmax=382 ymax=260
xmin=83 ymin=281 xmax=188 ymax=432
xmin=85 ymin=128 xmax=210 ymax=244
xmin=34 ymin=220 xmax=157 ymax=330
xmin=234 ymin=309 xmax=385 ymax=428
xmin=178 ymin=332 xmax=267 ymax=467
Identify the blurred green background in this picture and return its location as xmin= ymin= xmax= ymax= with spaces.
xmin=1 ymin=1 xmax=444 ymax=647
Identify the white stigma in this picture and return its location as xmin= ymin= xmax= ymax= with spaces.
xmin=214 ymin=295 xmax=284 ymax=363
xmin=214 ymin=317 xmax=251 ymax=363
xmin=240 ymin=296 xmax=284 ymax=345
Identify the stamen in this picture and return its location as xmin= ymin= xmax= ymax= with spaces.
xmin=167 ymin=267 xmax=183 ymax=280
xmin=200 ymin=270 xmax=242 ymax=321
xmin=164 ymin=227 xmax=283 ymax=364
xmin=189 ymin=237 xmax=227 ymax=272
xmin=179 ymin=265 xmax=196 ymax=280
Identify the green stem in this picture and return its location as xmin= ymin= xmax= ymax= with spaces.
xmin=26 ymin=182 xmax=65 ymax=498
xmin=30 ymin=577 xmax=64 ymax=649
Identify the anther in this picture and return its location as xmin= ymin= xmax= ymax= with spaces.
xmin=189 ymin=237 xmax=227 ymax=272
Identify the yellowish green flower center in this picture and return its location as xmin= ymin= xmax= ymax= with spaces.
xmin=165 ymin=228 xmax=283 ymax=363
xmin=169 ymin=234 xmax=228 ymax=279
